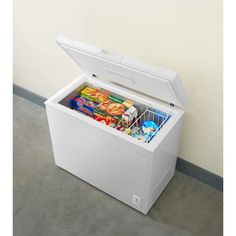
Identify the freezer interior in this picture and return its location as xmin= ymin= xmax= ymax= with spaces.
xmin=59 ymin=81 xmax=171 ymax=144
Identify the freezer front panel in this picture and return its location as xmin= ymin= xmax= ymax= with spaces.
xmin=46 ymin=103 xmax=153 ymax=213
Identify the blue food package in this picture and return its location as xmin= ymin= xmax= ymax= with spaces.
xmin=131 ymin=121 xmax=159 ymax=143
xmin=70 ymin=96 xmax=99 ymax=117
xmin=141 ymin=120 xmax=159 ymax=142
xmin=141 ymin=121 xmax=159 ymax=134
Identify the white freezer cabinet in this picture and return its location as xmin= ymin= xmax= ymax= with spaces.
xmin=45 ymin=35 xmax=186 ymax=214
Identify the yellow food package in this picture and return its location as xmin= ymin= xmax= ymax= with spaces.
xmin=80 ymin=86 xmax=109 ymax=103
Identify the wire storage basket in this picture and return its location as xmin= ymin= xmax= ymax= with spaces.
xmin=129 ymin=108 xmax=170 ymax=143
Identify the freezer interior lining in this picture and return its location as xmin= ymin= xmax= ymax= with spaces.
xmin=59 ymin=82 xmax=170 ymax=143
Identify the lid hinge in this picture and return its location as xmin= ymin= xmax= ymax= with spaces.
xmin=170 ymin=103 xmax=175 ymax=107
xmin=92 ymin=74 xmax=98 ymax=78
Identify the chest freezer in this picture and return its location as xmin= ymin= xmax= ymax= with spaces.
xmin=45 ymin=35 xmax=186 ymax=214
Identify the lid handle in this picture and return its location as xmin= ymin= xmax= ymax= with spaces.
xmin=106 ymin=69 xmax=135 ymax=84
xmin=100 ymin=49 xmax=123 ymax=60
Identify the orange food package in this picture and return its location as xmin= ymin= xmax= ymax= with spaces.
xmin=80 ymin=86 xmax=109 ymax=103
xmin=94 ymin=95 xmax=135 ymax=125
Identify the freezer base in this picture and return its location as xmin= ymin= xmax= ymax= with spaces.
xmin=56 ymin=160 xmax=176 ymax=214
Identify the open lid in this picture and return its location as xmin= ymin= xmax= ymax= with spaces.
xmin=57 ymin=35 xmax=186 ymax=108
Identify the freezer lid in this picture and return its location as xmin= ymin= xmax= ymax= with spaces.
xmin=57 ymin=35 xmax=186 ymax=108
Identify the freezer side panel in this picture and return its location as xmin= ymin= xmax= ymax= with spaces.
xmin=45 ymin=103 xmax=152 ymax=214
xmin=146 ymin=115 xmax=184 ymax=213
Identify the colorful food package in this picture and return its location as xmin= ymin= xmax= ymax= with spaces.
xmin=131 ymin=127 xmax=143 ymax=137
xmin=94 ymin=115 xmax=116 ymax=127
xmin=94 ymin=95 xmax=135 ymax=125
xmin=70 ymin=96 xmax=98 ymax=117
xmin=120 ymin=106 xmax=138 ymax=127
xmin=124 ymin=128 xmax=131 ymax=135
xmin=93 ymin=109 xmax=117 ymax=126
xmin=141 ymin=120 xmax=159 ymax=136
xmin=130 ymin=121 xmax=159 ymax=143
xmin=114 ymin=124 xmax=126 ymax=132
xmin=141 ymin=120 xmax=159 ymax=142
xmin=130 ymin=126 xmax=147 ymax=142
xmin=80 ymin=86 xmax=109 ymax=103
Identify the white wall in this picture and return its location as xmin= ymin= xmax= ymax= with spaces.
xmin=14 ymin=0 xmax=223 ymax=176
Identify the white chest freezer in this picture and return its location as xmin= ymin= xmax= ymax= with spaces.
xmin=45 ymin=35 xmax=186 ymax=214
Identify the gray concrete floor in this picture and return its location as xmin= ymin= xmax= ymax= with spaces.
xmin=13 ymin=95 xmax=223 ymax=236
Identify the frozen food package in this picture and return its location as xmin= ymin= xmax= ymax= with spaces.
xmin=95 ymin=95 xmax=135 ymax=125
xmin=70 ymin=96 xmax=99 ymax=117
xmin=80 ymin=86 xmax=109 ymax=103
xmin=94 ymin=115 xmax=116 ymax=127
xmin=120 ymin=106 xmax=138 ymax=127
